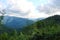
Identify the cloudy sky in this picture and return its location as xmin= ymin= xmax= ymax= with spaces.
xmin=0 ymin=0 xmax=60 ymax=19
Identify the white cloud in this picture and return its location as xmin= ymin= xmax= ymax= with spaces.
xmin=7 ymin=0 xmax=35 ymax=13
xmin=6 ymin=11 xmax=50 ymax=19
xmin=7 ymin=0 xmax=49 ymax=19
xmin=3 ymin=0 xmax=60 ymax=19
xmin=0 ymin=2 xmax=4 ymax=10
xmin=38 ymin=0 xmax=60 ymax=14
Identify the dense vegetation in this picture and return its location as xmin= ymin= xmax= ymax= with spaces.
xmin=0 ymin=15 xmax=60 ymax=40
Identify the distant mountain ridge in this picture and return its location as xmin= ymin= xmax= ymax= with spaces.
xmin=3 ymin=16 xmax=34 ymax=29
xmin=3 ymin=15 xmax=60 ymax=29
xmin=0 ymin=15 xmax=60 ymax=40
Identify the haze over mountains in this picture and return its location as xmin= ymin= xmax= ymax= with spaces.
xmin=2 ymin=15 xmax=60 ymax=29
xmin=3 ymin=16 xmax=34 ymax=29
xmin=0 ymin=0 xmax=60 ymax=40
xmin=0 ymin=15 xmax=60 ymax=40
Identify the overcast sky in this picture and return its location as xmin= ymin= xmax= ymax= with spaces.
xmin=0 ymin=0 xmax=60 ymax=19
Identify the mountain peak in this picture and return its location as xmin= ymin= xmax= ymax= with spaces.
xmin=52 ymin=15 xmax=60 ymax=17
xmin=46 ymin=15 xmax=60 ymax=20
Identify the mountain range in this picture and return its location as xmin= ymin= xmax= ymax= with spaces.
xmin=3 ymin=16 xmax=34 ymax=29
xmin=0 ymin=15 xmax=60 ymax=40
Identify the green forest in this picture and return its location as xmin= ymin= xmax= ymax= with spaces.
xmin=0 ymin=15 xmax=60 ymax=40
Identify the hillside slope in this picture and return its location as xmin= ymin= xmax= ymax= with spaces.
xmin=22 ymin=15 xmax=60 ymax=40
xmin=3 ymin=16 xmax=33 ymax=29
xmin=0 ymin=15 xmax=60 ymax=40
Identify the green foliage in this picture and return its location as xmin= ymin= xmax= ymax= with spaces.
xmin=0 ymin=15 xmax=60 ymax=40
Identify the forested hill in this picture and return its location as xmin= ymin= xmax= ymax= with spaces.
xmin=0 ymin=15 xmax=60 ymax=40
xmin=23 ymin=15 xmax=60 ymax=30
xmin=22 ymin=15 xmax=60 ymax=40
